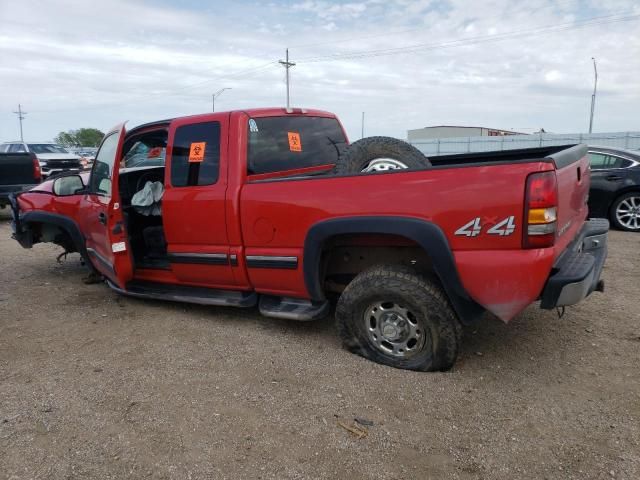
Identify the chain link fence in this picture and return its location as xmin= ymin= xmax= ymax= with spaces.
xmin=410 ymin=132 xmax=640 ymax=156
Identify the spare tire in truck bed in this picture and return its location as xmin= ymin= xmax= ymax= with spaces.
xmin=335 ymin=136 xmax=431 ymax=175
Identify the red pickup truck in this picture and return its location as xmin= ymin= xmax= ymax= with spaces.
xmin=10 ymin=108 xmax=608 ymax=371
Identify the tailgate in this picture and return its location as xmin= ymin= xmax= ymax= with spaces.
xmin=547 ymin=144 xmax=590 ymax=256
xmin=0 ymin=153 xmax=38 ymax=185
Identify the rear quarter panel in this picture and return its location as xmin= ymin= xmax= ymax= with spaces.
xmin=240 ymin=161 xmax=555 ymax=316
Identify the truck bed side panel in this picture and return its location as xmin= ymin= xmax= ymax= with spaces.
xmin=239 ymin=161 xmax=553 ymax=309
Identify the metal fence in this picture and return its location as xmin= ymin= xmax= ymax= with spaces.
xmin=410 ymin=131 xmax=640 ymax=156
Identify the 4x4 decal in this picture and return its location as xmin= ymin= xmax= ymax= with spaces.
xmin=455 ymin=216 xmax=516 ymax=237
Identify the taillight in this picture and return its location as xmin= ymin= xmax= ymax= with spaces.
xmin=32 ymin=154 xmax=42 ymax=183
xmin=523 ymin=171 xmax=557 ymax=248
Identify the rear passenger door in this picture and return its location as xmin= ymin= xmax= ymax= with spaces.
xmin=162 ymin=115 xmax=235 ymax=288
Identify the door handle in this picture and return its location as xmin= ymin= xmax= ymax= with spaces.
xmin=606 ymin=175 xmax=622 ymax=181
xmin=98 ymin=212 xmax=107 ymax=225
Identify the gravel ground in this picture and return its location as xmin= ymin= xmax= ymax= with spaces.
xmin=0 ymin=209 xmax=638 ymax=480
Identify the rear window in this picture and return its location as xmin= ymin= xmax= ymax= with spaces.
xmin=247 ymin=116 xmax=346 ymax=175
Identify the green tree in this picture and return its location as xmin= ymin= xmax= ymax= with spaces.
xmin=54 ymin=128 xmax=105 ymax=148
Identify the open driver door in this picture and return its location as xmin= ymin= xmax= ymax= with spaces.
xmin=81 ymin=122 xmax=133 ymax=288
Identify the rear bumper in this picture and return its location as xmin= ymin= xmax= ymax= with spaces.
xmin=540 ymin=218 xmax=608 ymax=309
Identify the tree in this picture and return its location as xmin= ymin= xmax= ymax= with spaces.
xmin=54 ymin=128 xmax=105 ymax=148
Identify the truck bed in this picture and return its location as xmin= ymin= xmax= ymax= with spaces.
xmin=429 ymin=144 xmax=581 ymax=168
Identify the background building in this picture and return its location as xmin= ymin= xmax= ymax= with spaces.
xmin=407 ymin=125 xmax=525 ymax=141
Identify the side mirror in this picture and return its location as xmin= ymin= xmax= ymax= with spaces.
xmin=53 ymin=175 xmax=85 ymax=196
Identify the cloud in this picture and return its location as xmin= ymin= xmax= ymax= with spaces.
xmin=292 ymin=1 xmax=368 ymax=20
xmin=0 ymin=0 xmax=639 ymax=142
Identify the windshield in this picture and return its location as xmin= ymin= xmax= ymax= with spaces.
xmin=247 ymin=116 xmax=347 ymax=175
xmin=28 ymin=144 xmax=69 ymax=154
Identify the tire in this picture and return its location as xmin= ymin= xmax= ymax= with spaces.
xmin=336 ymin=265 xmax=461 ymax=372
xmin=609 ymin=192 xmax=640 ymax=232
xmin=335 ymin=136 xmax=431 ymax=175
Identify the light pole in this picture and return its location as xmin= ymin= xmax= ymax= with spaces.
xmin=588 ymin=57 xmax=597 ymax=134
xmin=13 ymin=104 xmax=27 ymax=142
xmin=279 ymin=49 xmax=296 ymax=109
xmin=212 ymin=88 xmax=232 ymax=112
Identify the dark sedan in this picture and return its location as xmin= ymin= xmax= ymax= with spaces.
xmin=588 ymin=146 xmax=640 ymax=231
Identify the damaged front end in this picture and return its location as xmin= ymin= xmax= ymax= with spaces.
xmin=9 ymin=192 xmax=83 ymax=259
xmin=9 ymin=192 xmax=33 ymax=248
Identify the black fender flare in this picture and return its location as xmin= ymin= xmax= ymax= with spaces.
xmin=20 ymin=211 xmax=89 ymax=263
xmin=303 ymin=216 xmax=484 ymax=325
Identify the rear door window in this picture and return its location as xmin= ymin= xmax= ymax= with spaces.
xmin=247 ymin=116 xmax=346 ymax=175
xmin=589 ymin=152 xmax=634 ymax=170
xmin=170 ymin=121 xmax=220 ymax=187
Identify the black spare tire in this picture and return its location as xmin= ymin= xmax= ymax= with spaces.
xmin=335 ymin=136 xmax=431 ymax=175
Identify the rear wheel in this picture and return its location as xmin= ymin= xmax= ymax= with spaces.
xmin=610 ymin=192 xmax=640 ymax=232
xmin=335 ymin=136 xmax=431 ymax=175
xmin=336 ymin=265 xmax=461 ymax=371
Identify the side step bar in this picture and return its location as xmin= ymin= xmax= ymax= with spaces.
xmin=259 ymin=295 xmax=330 ymax=321
xmin=108 ymin=280 xmax=257 ymax=308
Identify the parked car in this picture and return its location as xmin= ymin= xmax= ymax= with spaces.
xmin=0 ymin=151 xmax=41 ymax=209
xmin=0 ymin=142 xmax=82 ymax=179
xmin=9 ymin=108 xmax=607 ymax=371
xmin=587 ymin=146 xmax=640 ymax=232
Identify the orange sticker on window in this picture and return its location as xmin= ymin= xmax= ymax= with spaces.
xmin=287 ymin=132 xmax=302 ymax=152
xmin=188 ymin=142 xmax=206 ymax=162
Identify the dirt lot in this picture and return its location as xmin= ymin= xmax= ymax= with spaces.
xmin=0 ymin=209 xmax=638 ymax=480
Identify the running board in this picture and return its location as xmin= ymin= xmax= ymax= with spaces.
xmin=259 ymin=295 xmax=330 ymax=321
xmin=108 ymin=280 xmax=257 ymax=308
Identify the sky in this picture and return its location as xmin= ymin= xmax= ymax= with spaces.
xmin=0 ymin=0 xmax=639 ymax=142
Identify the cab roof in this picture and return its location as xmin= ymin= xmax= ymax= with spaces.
xmin=127 ymin=108 xmax=337 ymax=135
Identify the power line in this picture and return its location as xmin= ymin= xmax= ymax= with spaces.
xmin=296 ymin=13 xmax=640 ymax=63
xmin=30 ymin=61 xmax=279 ymax=114
xmin=288 ymin=0 xmax=585 ymax=51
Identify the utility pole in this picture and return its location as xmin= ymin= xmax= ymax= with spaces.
xmin=212 ymin=88 xmax=231 ymax=112
xmin=279 ymin=48 xmax=296 ymax=109
xmin=361 ymin=112 xmax=365 ymax=138
xmin=13 ymin=104 xmax=27 ymax=142
xmin=588 ymin=57 xmax=598 ymax=134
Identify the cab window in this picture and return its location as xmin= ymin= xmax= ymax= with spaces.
xmin=247 ymin=116 xmax=347 ymax=175
xmin=8 ymin=143 xmax=26 ymax=153
xmin=170 ymin=121 xmax=220 ymax=187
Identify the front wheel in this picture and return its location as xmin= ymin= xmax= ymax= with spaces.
xmin=610 ymin=192 xmax=640 ymax=232
xmin=336 ymin=265 xmax=461 ymax=371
